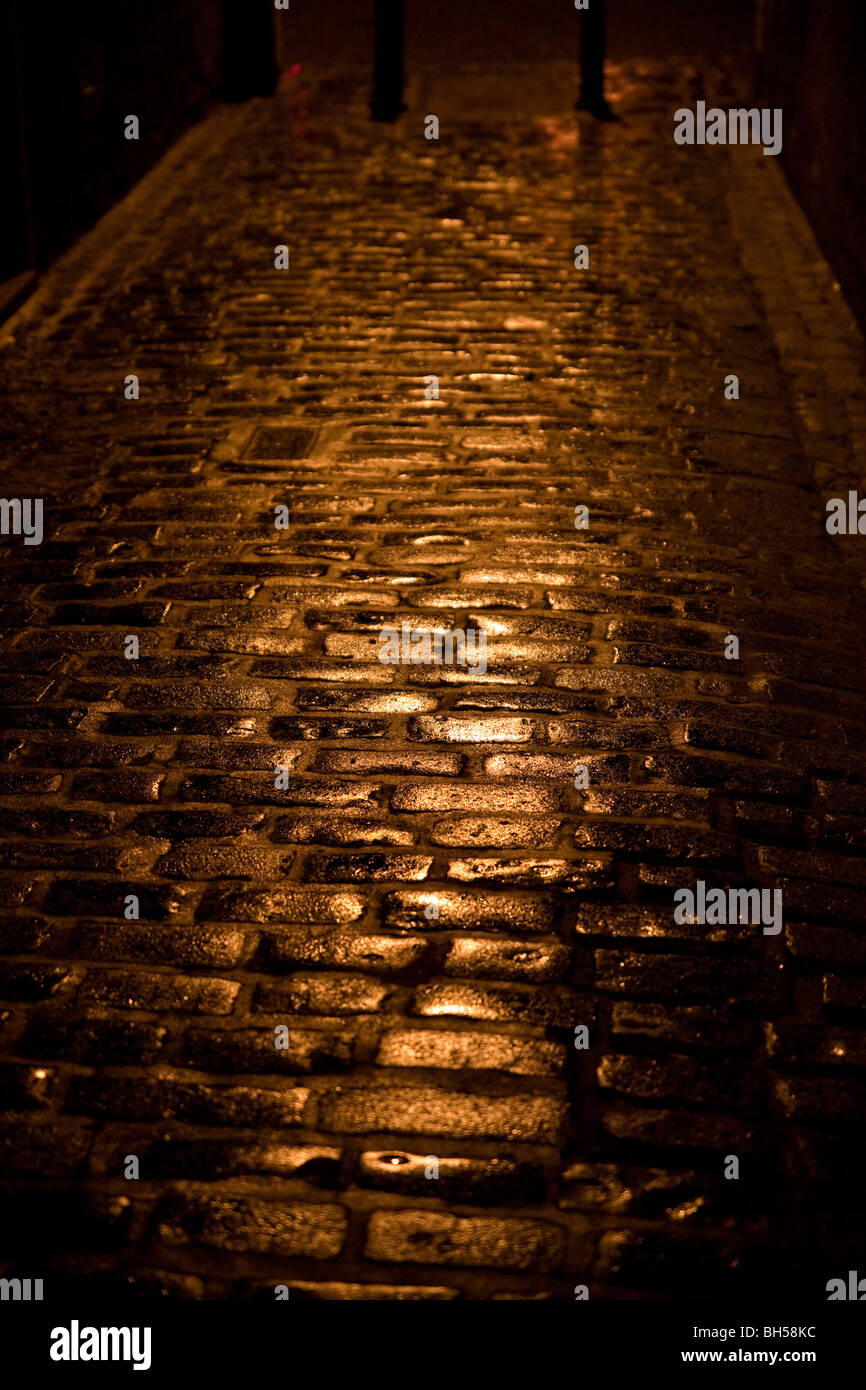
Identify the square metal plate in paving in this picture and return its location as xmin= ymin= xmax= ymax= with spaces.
xmin=244 ymin=426 xmax=319 ymax=459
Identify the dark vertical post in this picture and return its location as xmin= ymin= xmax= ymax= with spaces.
xmin=222 ymin=0 xmax=279 ymax=101
xmin=579 ymin=0 xmax=611 ymax=118
xmin=372 ymin=0 xmax=404 ymax=121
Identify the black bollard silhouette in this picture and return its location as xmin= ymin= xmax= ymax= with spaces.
xmin=578 ymin=0 xmax=613 ymax=119
xmin=372 ymin=0 xmax=405 ymax=121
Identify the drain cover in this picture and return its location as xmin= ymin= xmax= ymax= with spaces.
xmin=244 ymin=426 xmax=318 ymax=459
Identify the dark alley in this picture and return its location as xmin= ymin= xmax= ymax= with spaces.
xmin=0 ymin=0 xmax=865 ymax=1344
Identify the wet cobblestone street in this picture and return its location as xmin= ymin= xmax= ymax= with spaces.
xmin=1 ymin=57 xmax=865 ymax=1300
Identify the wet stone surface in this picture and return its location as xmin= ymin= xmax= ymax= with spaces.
xmin=0 ymin=57 xmax=864 ymax=1300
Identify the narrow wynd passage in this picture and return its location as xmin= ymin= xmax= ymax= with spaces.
xmin=0 ymin=58 xmax=864 ymax=1301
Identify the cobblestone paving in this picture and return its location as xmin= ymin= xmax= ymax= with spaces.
xmin=1 ymin=60 xmax=865 ymax=1300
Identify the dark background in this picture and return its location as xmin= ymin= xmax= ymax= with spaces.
xmin=274 ymin=0 xmax=756 ymax=67
xmin=757 ymin=1 xmax=865 ymax=334
xmin=1 ymin=1 xmax=864 ymax=328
